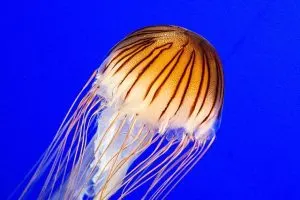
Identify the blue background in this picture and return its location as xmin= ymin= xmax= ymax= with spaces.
xmin=1 ymin=0 xmax=300 ymax=199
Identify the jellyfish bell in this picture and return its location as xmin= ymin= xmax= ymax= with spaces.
xmin=17 ymin=25 xmax=224 ymax=200
xmin=98 ymin=26 xmax=223 ymax=136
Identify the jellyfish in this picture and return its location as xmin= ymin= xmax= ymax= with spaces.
xmin=18 ymin=25 xmax=224 ymax=200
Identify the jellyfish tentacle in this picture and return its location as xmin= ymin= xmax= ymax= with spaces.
xmin=97 ymin=127 xmax=154 ymax=200
xmin=17 ymin=70 xmax=99 ymax=200
xmin=119 ymin=135 xmax=179 ymax=198
xmin=142 ymin=134 xmax=190 ymax=199
xmin=56 ymin=97 xmax=104 ymax=197
xmin=118 ymin=134 xmax=163 ymax=195
xmin=100 ymin=123 xmax=148 ymax=186
xmin=57 ymin=95 xmax=102 ymax=198
xmin=156 ymin=138 xmax=204 ymax=199
xmin=160 ymin=134 xmax=216 ymax=200
xmin=66 ymin=110 xmax=121 ymax=199
xmin=98 ymin=115 xmax=137 ymax=199
xmin=18 ymin=70 xmax=98 ymax=199
xmin=69 ymin=111 xmax=123 ymax=199
xmin=40 ymin=84 xmax=99 ymax=199
xmin=94 ymin=119 xmax=156 ymax=199
xmin=118 ymin=135 xmax=168 ymax=198
xmin=125 ymin=135 xmax=185 ymax=198
xmin=151 ymin=138 xmax=200 ymax=200
xmin=78 ymin=112 xmax=148 ymax=200
xmin=39 ymin=84 xmax=100 ymax=200
xmin=56 ymin=91 xmax=96 ymax=196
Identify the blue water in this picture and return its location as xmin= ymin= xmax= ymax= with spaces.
xmin=1 ymin=0 xmax=300 ymax=199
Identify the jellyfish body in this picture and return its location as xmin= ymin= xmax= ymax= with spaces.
xmin=19 ymin=25 xmax=224 ymax=200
